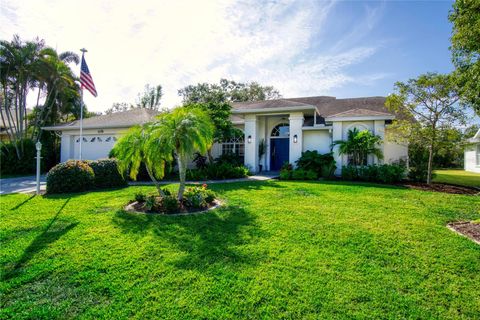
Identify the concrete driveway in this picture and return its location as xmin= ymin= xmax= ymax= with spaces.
xmin=0 ymin=175 xmax=46 ymax=195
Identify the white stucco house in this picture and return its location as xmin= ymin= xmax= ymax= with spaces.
xmin=464 ymin=128 xmax=480 ymax=173
xmin=43 ymin=96 xmax=408 ymax=174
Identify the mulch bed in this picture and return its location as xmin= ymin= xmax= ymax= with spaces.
xmin=400 ymin=182 xmax=479 ymax=195
xmin=124 ymin=200 xmax=222 ymax=216
xmin=447 ymin=221 xmax=480 ymax=245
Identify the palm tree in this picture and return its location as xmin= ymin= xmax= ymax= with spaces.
xmin=148 ymin=107 xmax=214 ymax=200
xmin=112 ymin=124 xmax=169 ymax=197
xmin=333 ymin=128 xmax=383 ymax=166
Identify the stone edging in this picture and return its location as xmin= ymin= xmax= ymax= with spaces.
xmin=124 ymin=200 xmax=223 ymax=216
xmin=446 ymin=222 xmax=480 ymax=245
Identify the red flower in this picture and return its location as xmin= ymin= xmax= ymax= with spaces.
xmin=202 ymin=183 xmax=208 ymax=189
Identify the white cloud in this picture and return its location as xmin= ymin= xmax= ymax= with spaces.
xmin=1 ymin=0 xmax=384 ymax=113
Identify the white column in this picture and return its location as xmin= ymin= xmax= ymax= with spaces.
xmin=374 ymin=120 xmax=385 ymax=164
xmin=332 ymin=121 xmax=343 ymax=175
xmin=289 ymin=112 xmax=304 ymax=167
xmin=244 ymin=115 xmax=258 ymax=172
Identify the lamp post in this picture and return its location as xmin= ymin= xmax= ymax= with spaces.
xmin=35 ymin=141 xmax=42 ymax=195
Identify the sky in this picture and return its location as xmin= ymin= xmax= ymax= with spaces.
xmin=1 ymin=0 xmax=477 ymax=123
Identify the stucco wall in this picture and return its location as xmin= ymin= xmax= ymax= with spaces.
xmin=303 ymin=131 xmax=331 ymax=154
xmin=464 ymin=144 xmax=480 ymax=173
xmin=383 ymin=127 xmax=408 ymax=164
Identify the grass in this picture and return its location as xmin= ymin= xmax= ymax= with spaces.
xmin=1 ymin=181 xmax=479 ymax=319
xmin=433 ymin=169 xmax=480 ymax=188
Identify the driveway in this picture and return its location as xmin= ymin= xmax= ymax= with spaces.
xmin=0 ymin=175 xmax=46 ymax=195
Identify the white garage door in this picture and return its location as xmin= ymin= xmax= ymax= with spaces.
xmin=73 ymin=134 xmax=118 ymax=160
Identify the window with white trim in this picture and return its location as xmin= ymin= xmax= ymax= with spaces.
xmin=222 ymin=135 xmax=244 ymax=156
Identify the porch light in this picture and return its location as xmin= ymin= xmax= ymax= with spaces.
xmin=247 ymin=135 xmax=252 ymax=143
xmin=293 ymin=134 xmax=298 ymax=143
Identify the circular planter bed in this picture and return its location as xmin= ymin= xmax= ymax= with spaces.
xmin=124 ymin=199 xmax=222 ymax=216
xmin=447 ymin=221 xmax=480 ymax=245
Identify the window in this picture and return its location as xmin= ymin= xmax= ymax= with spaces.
xmin=222 ymin=135 xmax=244 ymax=156
xmin=271 ymin=123 xmax=290 ymax=137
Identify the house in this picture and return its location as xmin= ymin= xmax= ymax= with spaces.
xmin=464 ymin=128 xmax=480 ymax=173
xmin=42 ymin=96 xmax=408 ymax=174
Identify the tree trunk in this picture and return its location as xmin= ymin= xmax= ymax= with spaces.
xmin=426 ymin=123 xmax=437 ymax=185
xmin=177 ymin=154 xmax=187 ymax=201
xmin=207 ymin=148 xmax=214 ymax=163
xmin=145 ymin=164 xmax=165 ymax=197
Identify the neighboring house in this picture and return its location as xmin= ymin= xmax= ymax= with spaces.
xmin=464 ymin=128 xmax=480 ymax=173
xmin=43 ymin=96 xmax=408 ymax=174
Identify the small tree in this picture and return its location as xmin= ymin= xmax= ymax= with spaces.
xmin=385 ymin=72 xmax=467 ymax=184
xmin=112 ymin=124 xmax=169 ymax=197
xmin=148 ymin=107 xmax=214 ymax=200
xmin=333 ymin=128 xmax=383 ymax=166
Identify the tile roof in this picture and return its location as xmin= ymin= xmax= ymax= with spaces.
xmin=231 ymin=96 xmax=395 ymax=118
xmin=42 ymin=108 xmax=159 ymax=130
xmin=326 ymin=108 xmax=393 ymax=118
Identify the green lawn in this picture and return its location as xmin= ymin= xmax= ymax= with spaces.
xmin=1 ymin=181 xmax=479 ymax=319
xmin=433 ymin=169 xmax=480 ymax=188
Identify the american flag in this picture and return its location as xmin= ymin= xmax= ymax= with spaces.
xmin=80 ymin=55 xmax=97 ymax=97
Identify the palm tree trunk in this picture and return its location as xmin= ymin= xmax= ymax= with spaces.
xmin=145 ymin=164 xmax=166 ymax=197
xmin=177 ymin=154 xmax=187 ymax=201
xmin=207 ymin=148 xmax=214 ymax=163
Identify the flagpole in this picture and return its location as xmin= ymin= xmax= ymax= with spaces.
xmin=79 ymin=48 xmax=87 ymax=160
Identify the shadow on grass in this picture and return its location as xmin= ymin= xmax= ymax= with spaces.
xmin=9 ymin=194 xmax=36 ymax=211
xmin=3 ymin=198 xmax=78 ymax=281
xmin=113 ymin=205 xmax=267 ymax=271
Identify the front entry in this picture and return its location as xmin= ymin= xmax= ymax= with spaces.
xmin=270 ymin=138 xmax=289 ymax=170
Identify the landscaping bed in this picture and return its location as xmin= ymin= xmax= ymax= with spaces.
xmin=401 ymin=182 xmax=479 ymax=195
xmin=448 ymin=221 xmax=480 ymax=244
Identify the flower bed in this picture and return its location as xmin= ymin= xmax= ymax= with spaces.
xmin=124 ymin=184 xmax=220 ymax=215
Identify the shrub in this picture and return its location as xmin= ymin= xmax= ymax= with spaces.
xmin=186 ymin=162 xmax=249 ymax=180
xmin=1 ymin=139 xmax=39 ymax=175
xmin=279 ymin=162 xmax=293 ymax=180
xmin=182 ymin=184 xmax=217 ymax=208
xmin=341 ymin=164 xmax=406 ymax=183
xmin=161 ymin=195 xmax=180 ymax=213
xmin=295 ymin=151 xmax=336 ymax=178
xmin=46 ymin=160 xmax=94 ymax=194
xmin=215 ymin=153 xmax=244 ymax=166
xmin=134 ymin=192 xmax=146 ymax=202
xmin=88 ymin=159 xmax=126 ymax=188
xmin=193 ymin=153 xmax=208 ymax=169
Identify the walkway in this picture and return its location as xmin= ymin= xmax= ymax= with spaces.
xmin=0 ymin=175 xmax=46 ymax=195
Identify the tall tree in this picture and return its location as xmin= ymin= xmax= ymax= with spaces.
xmin=136 ymin=84 xmax=162 ymax=110
xmin=105 ymin=84 xmax=163 ymax=114
xmin=178 ymin=79 xmax=280 ymax=161
xmin=449 ymin=0 xmax=480 ymax=115
xmin=385 ymin=73 xmax=466 ymax=184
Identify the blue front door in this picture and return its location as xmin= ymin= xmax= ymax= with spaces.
xmin=270 ymin=138 xmax=289 ymax=171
